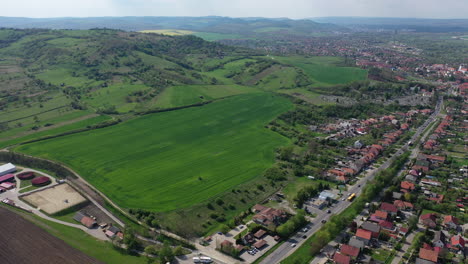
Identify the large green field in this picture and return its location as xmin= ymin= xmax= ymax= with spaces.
xmin=274 ymin=56 xmax=368 ymax=86
xmin=16 ymin=93 xmax=292 ymax=212
xmin=155 ymin=84 xmax=260 ymax=108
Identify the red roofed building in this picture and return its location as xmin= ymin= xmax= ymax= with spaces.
xmin=379 ymin=221 xmax=395 ymax=232
xmin=450 ymin=235 xmax=465 ymax=250
xmin=443 ymin=215 xmax=459 ymax=229
xmin=333 ymin=252 xmax=351 ymax=264
xmin=401 ymin=181 xmax=415 ymax=192
xmin=252 ymin=205 xmax=287 ymax=227
xmin=424 ymin=154 xmax=446 ymax=164
xmin=380 ymin=202 xmax=398 ymax=215
xmin=356 ymin=229 xmax=372 ymax=244
xmin=420 ymin=213 xmax=437 ymax=228
xmin=394 ymin=200 xmax=414 ymax=211
xmin=419 ymin=248 xmax=438 ymax=263
xmin=373 ymin=210 xmax=388 ymax=220
xmin=328 ymin=169 xmax=346 ymax=177
xmin=340 ymin=244 xmax=360 ymax=258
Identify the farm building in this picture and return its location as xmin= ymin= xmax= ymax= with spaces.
xmin=0 ymin=182 xmax=15 ymax=190
xmin=73 ymin=212 xmax=96 ymax=228
xmin=31 ymin=176 xmax=51 ymax=187
xmin=0 ymin=174 xmax=15 ymax=184
xmin=17 ymin=171 xmax=35 ymax=180
xmin=0 ymin=163 xmax=16 ymax=176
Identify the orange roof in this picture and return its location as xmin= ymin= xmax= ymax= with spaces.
xmin=419 ymin=248 xmax=438 ymax=262
xmin=341 ymin=244 xmax=360 ymax=257
xmin=356 ymin=229 xmax=372 ymax=240
xmin=401 ymin=181 xmax=415 ymax=190
xmin=374 ymin=210 xmax=388 ymax=219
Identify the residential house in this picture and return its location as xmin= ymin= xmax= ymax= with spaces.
xmin=379 ymin=221 xmax=395 ymax=232
xmin=340 ymin=244 xmax=360 ymax=259
xmin=356 ymin=229 xmax=372 ymax=245
xmin=401 ymin=181 xmax=416 ymax=192
xmin=393 ymin=192 xmax=403 ymax=200
xmin=254 ymin=229 xmax=267 ymax=239
xmin=432 ymin=231 xmax=446 ymax=248
xmin=380 ymin=202 xmax=398 ymax=216
xmin=333 ymin=252 xmax=351 ymax=264
xmin=450 ymin=235 xmax=465 ymax=252
xmin=394 ymin=200 xmax=414 ymax=211
xmin=418 ymin=248 xmax=438 ymax=263
xmin=415 ymin=258 xmax=436 ymax=264
xmin=442 ymin=215 xmax=459 ymax=230
xmin=405 ymin=175 xmax=418 ymax=182
xmin=252 ymin=205 xmax=288 ymax=227
xmin=253 ymin=239 xmax=267 ymax=249
xmin=420 ymin=179 xmax=442 ymax=187
xmin=348 ymin=237 xmax=365 ymax=250
xmin=372 ymin=210 xmax=388 ymax=221
xmin=361 ymin=222 xmax=381 ymax=238
xmin=420 ymin=213 xmax=437 ymax=228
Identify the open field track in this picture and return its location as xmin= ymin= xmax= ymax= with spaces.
xmin=16 ymin=93 xmax=293 ymax=211
xmin=0 ymin=207 xmax=102 ymax=264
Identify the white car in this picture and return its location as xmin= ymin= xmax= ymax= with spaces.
xmin=291 ymin=244 xmax=296 ymax=247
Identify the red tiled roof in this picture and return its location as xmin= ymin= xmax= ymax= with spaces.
xmin=401 ymin=181 xmax=415 ymax=190
xmin=451 ymin=235 xmax=465 ymax=247
xmin=341 ymin=244 xmax=360 ymax=257
xmin=443 ymin=215 xmax=458 ymax=225
xmin=356 ymin=229 xmax=372 ymax=240
xmin=420 ymin=213 xmax=437 ymax=221
xmin=380 ymin=202 xmax=398 ymax=213
xmin=379 ymin=221 xmax=394 ymax=229
xmin=333 ymin=252 xmax=351 ymax=264
xmin=373 ymin=210 xmax=388 ymax=220
xmin=254 ymin=229 xmax=267 ymax=239
xmin=419 ymin=248 xmax=438 ymax=262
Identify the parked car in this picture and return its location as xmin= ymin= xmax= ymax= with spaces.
xmin=291 ymin=244 xmax=296 ymax=247
xmin=321 ymin=220 xmax=327 ymax=224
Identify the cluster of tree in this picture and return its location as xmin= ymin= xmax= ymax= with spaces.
xmin=144 ymin=241 xmax=184 ymax=263
xmin=293 ymin=183 xmax=330 ymax=208
xmin=0 ymin=151 xmax=76 ymax=179
xmin=276 ymin=210 xmax=307 ymax=238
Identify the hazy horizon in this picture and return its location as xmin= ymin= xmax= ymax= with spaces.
xmin=1 ymin=0 xmax=467 ymax=20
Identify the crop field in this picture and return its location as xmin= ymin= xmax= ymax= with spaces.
xmin=22 ymin=184 xmax=87 ymax=214
xmin=16 ymin=93 xmax=293 ymax=211
xmin=192 ymin=32 xmax=243 ymax=41
xmin=0 ymin=207 xmax=102 ymax=264
xmin=278 ymin=88 xmax=330 ymax=105
xmin=155 ymin=84 xmax=260 ymax=108
xmin=139 ymin=29 xmax=194 ymax=35
xmin=274 ymin=56 xmax=368 ymax=86
xmin=0 ymin=115 xmax=111 ymax=148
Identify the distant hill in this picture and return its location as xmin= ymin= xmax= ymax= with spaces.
xmin=0 ymin=16 xmax=347 ymax=37
xmin=311 ymin=17 xmax=468 ymax=32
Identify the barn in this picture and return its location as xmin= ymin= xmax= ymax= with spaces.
xmin=0 ymin=163 xmax=16 ymax=176
xmin=31 ymin=176 xmax=51 ymax=187
xmin=17 ymin=171 xmax=35 ymax=180
xmin=0 ymin=174 xmax=15 ymax=184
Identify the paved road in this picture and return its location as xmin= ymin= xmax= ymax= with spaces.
xmin=260 ymin=97 xmax=443 ymax=264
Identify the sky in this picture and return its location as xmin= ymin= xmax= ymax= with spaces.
xmin=1 ymin=0 xmax=467 ymax=19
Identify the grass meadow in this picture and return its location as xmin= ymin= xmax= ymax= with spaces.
xmin=274 ymin=56 xmax=368 ymax=86
xmin=155 ymin=84 xmax=260 ymax=108
xmin=16 ymin=93 xmax=293 ymax=212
